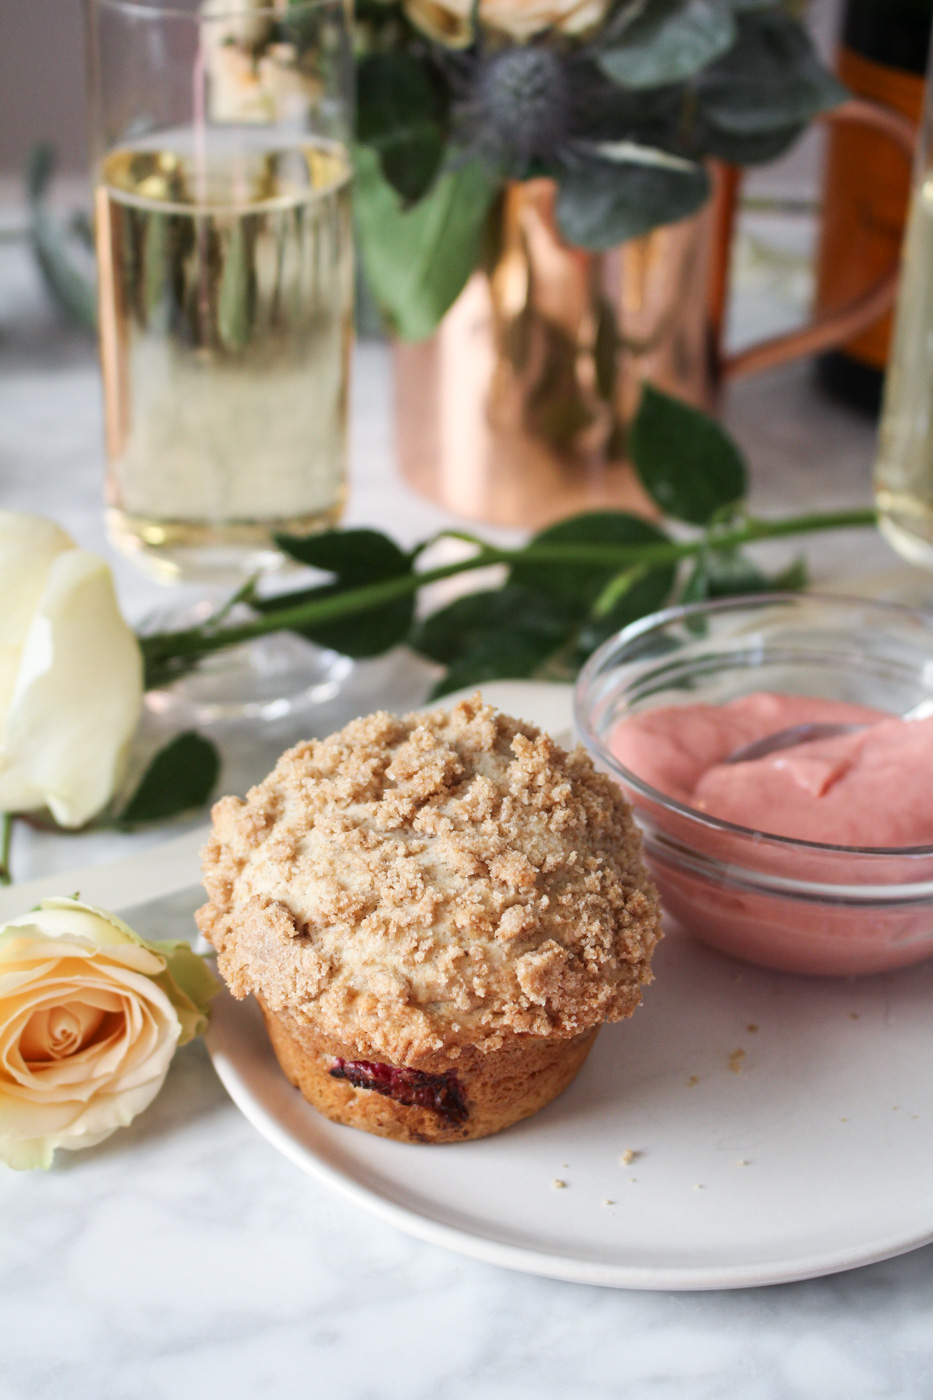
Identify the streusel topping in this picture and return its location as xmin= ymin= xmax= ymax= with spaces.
xmin=197 ymin=695 xmax=661 ymax=1061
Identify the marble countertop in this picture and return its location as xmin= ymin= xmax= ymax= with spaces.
xmin=2 ymin=234 xmax=932 ymax=1400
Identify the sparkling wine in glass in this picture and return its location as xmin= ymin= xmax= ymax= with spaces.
xmin=87 ymin=0 xmax=354 ymax=720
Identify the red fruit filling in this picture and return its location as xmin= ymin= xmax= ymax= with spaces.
xmin=329 ymin=1058 xmax=468 ymax=1124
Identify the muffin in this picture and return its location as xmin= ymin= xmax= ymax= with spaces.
xmin=197 ymin=695 xmax=661 ymax=1143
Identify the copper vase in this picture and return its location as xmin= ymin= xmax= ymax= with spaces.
xmin=394 ymin=101 xmax=915 ymax=530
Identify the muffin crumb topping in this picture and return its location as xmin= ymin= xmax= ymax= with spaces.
xmin=198 ymin=695 xmax=661 ymax=1063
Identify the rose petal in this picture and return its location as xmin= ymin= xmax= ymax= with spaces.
xmin=0 ymin=548 xmax=143 ymax=826
xmin=19 ymin=1001 xmax=107 ymax=1061
xmin=0 ymin=513 xmax=74 ymax=745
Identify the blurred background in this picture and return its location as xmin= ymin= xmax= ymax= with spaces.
xmin=0 ymin=0 xmax=840 ymax=200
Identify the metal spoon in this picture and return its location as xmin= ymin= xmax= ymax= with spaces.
xmin=725 ymin=697 xmax=933 ymax=766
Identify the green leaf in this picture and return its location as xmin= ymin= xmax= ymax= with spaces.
xmin=682 ymin=548 xmax=809 ymax=602
xmin=354 ymin=145 xmax=499 ymax=341
xmin=770 ymin=556 xmax=809 ymax=591
xmin=630 ymin=384 xmax=747 ymax=524
xmin=511 ymin=510 xmax=672 ymax=609
xmin=556 ymin=146 xmax=710 ymax=250
xmin=695 ymin=11 xmax=846 ymax=138
xmin=147 ymin=941 xmax=220 ymax=1044
xmin=358 ymin=53 xmax=446 ymax=205
xmin=576 ymin=565 xmax=676 ymax=657
xmin=262 ymin=587 xmax=415 ymax=658
xmin=274 ymin=528 xmax=411 ymax=583
xmin=259 ymin=528 xmax=415 ymax=658
xmin=120 ymin=733 xmax=220 ymax=825
xmin=412 ymin=586 xmax=577 ymax=665
xmin=430 ymin=629 xmax=567 ymax=699
xmin=689 ymin=120 xmax=807 ymax=165
xmin=599 ymin=0 xmax=736 ymax=89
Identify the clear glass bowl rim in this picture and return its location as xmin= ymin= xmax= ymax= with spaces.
xmin=574 ymin=590 xmax=933 ymax=863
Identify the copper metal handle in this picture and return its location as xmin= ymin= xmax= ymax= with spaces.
xmin=721 ymin=98 xmax=918 ymax=381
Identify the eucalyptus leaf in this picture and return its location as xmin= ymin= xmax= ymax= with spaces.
xmin=556 ymin=144 xmax=709 ymax=250
xmin=354 ymin=145 xmax=499 ymax=340
xmin=630 ymin=384 xmax=747 ymax=524
xmin=120 ymin=733 xmax=220 ymax=825
xmin=599 ymin=0 xmax=736 ymax=89
xmin=695 ymin=10 xmax=846 ymax=137
xmin=690 ymin=119 xmax=806 ymax=166
xmin=358 ymin=52 xmax=446 ymax=204
xmin=512 ymin=510 xmax=672 ymax=608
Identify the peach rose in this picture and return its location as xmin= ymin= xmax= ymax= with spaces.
xmin=403 ymin=0 xmax=613 ymax=46
xmin=0 ymin=899 xmax=217 ymax=1169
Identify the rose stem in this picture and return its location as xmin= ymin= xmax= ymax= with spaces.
xmin=138 ymin=506 xmax=876 ymax=669
xmin=0 ymin=813 xmax=13 ymax=886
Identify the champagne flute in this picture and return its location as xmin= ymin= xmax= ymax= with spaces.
xmin=86 ymin=0 xmax=354 ymax=721
xmin=874 ymin=26 xmax=933 ymax=571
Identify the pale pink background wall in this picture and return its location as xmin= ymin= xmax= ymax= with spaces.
xmin=0 ymin=0 xmax=89 ymax=177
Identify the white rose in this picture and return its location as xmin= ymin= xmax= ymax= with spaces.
xmin=0 ymin=513 xmax=143 ymax=827
xmin=403 ymin=0 xmax=612 ymax=45
xmin=0 ymin=899 xmax=218 ymax=1170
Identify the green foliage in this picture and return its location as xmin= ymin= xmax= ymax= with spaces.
xmin=357 ymin=53 xmax=447 ymax=204
xmin=556 ymin=144 xmax=710 ymax=250
xmin=120 ymin=733 xmax=220 ymax=825
xmin=576 ymin=564 xmax=679 ymax=657
xmin=260 ymin=528 xmax=416 ymax=657
xmin=681 ymin=550 xmax=808 ymax=603
xmin=137 ymin=390 xmax=871 ymax=706
xmin=411 ymin=586 xmax=579 ymax=697
xmin=354 ymin=146 xmax=499 ymax=340
xmin=346 ymin=0 xmax=842 ymax=333
xmin=693 ymin=10 xmax=847 ymax=162
xmin=27 ymin=145 xmax=97 ymax=332
xmin=274 ymin=527 xmax=412 ymax=582
xmin=630 ymin=384 xmax=747 ymax=524
xmin=599 ymin=0 xmax=737 ymax=89
xmin=512 ymin=510 xmax=673 ymax=607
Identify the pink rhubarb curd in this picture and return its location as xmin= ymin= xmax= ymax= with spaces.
xmin=610 ymin=691 xmax=933 ymax=847
xmin=608 ymin=692 xmax=933 ymax=975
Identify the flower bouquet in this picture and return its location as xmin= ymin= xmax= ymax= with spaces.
xmin=355 ymin=0 xmax=843 ymax=333
xmin=353 ymin=0 xmax=845 ymax=521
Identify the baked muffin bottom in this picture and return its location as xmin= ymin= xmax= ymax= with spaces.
xmin=260 ymin=1000 xmax=598 ymax=1144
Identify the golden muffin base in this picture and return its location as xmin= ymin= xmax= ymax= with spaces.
xmin=260 ymin=1000 xmax=598 ymax=1143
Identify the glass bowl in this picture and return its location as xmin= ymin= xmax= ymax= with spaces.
xmin=574 ymin=593 xmax=933 ymax=976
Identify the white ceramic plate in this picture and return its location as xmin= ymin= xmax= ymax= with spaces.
xmin=205 ymin=683 xmax=933 ymax=1290
xmin=15 ymin=682 xmax=932 ymax=1291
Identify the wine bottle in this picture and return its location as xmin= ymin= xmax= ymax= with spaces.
xmin=814 ymin=0 xmax=932 ymax=416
